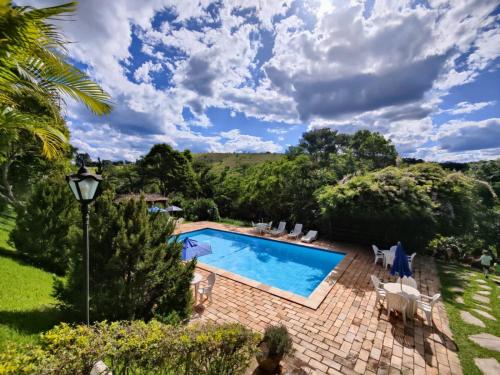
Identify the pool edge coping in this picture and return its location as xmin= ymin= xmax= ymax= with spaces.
xmin=176 ymin=223 xmax=357 ymax=310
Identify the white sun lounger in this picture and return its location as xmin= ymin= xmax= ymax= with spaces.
xmin=287 ymin=223 xmax=303 ymax=239
xmin=301 ymin=230 xmax=318 ymax=243
xmin=269 ymin=221 xmax=286 ymax=236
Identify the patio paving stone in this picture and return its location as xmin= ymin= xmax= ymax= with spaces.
xmin=469 ymin=333 xmax=500 ymax=352
xmin=472 ymin=309 xmax=496 ymax=321
xmin=460 ymin=311 xmax=485 ymax=327
xmin=472 ymin=294 xmax=490 ymax=304
xmin=473 ymin=358 xmax=500 ymax=375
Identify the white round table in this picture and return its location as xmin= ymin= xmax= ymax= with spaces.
xmin=383 ymin=283 xmax=420 ymax=316
xmin=255 ymin=223 xmax=268 ymax=234
xmin=191 ymin=273 xmax=203 ymax=302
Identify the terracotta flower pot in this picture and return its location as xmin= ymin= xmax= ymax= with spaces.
xmin=256 ymin=342 xmax=284 ymax=374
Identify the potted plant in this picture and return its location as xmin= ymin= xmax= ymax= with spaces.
xmin=256 ymin=324 xmax=294 ymax=374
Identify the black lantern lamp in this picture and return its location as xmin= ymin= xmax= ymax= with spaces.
xmin=66 ymin=156 xmax=102 ymax=325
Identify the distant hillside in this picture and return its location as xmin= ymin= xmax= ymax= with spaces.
xmin=193 ymin=153 xmax=284 ymax=169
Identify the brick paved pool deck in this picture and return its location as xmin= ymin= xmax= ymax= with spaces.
xmin=178 ymin=222 xmax=462 ymax=375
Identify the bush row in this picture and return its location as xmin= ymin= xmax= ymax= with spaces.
xmin=0 ymin=320 xmax=260 ymax=375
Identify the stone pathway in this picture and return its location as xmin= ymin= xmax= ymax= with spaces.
xmin=476 ymin=279 xmax=487 ymax=284
xmin=474 ymin=303 xmax=492 ymax=311
xmin=455 ymin=296 xmax=464 ymax=304
xmin=479 ymin=285 xmax=492 ymax=290
xmin=469 ymin=333 xmax=500 ymax=352
xmin=460 ymin=311 xmax=485 ymax=327
xmin=474 ymin=358 xmax=500 ymax=375
xmin=450 ymin=287 xmax=464 ymax=293
xmin=478 ymin=290 xmax=491 ymax=296
xmin=473 ymin=294 xmax=490 ymax=304
xmin=473 ymin=309 xmax=496 ymax=321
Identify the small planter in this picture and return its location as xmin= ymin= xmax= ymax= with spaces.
xmin=256 ymin=341 xmax=283 ymax=374
xmin=256 ymin=324 xmax=294 ymax=374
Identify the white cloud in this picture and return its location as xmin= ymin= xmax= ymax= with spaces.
xmin=15 ymin=0 xmax=500 ymax=161
xmin=266 ymin=128 xmax=288 ymax=135
xmin=215 ymin=129 xmax=282 ymax=153
xmin=446 ymin=101 xmax=495 ymax=115
xmin=133 ymin=61 xmax=162 ymax=83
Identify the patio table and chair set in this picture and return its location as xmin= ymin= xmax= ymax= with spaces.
xmin=371 ymin=242 xmax=441 ymax=327
xmin=251 ymin=221 xmax=318 ymax=243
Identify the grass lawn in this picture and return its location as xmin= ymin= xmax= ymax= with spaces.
xmin=437 ymin=261 xmax=499 ymax=374
xmin=219 ymin=217 xmax=251 ymax=227
xmin=0 ymin=210 xmax=61 ymax=350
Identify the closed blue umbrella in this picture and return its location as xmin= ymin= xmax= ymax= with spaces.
xmin=181 ymin=238 xmax=212 ymax=261
xmin=390 ymin=241 xmax=412 ymax=289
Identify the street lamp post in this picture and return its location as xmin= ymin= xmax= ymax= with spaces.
xmin=66 ymin=157 xmax=102 ymax=325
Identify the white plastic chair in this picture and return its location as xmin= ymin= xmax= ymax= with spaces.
xmin=372 ymin=245 xmax=384 ymax=265
xmin=407 ymin=253 xmax=417 ymax=271
xmin=397 ymin=276 xmax=417 ymax=289
xmin=384 ymin=252 xmax=395 ymax=269
xmin=417 ymin=293 xmax=440 ymax=327
xmin=287 ymin=224 xmax=303 ymax=239
xmin=198 ymin=273 xmax=216 ymax=303
xmin=370 ymin=275 xmax=386 ymax=307
xmin=301 ymin=230 xmax=318 ymax=243
xmin=387 ymin=292 xmax=409 ymax=325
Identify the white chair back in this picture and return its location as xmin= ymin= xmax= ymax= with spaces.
xmin=292 ymin=223 xmax=303 ymax=234
xmin=397 ymin=276 xmax=417 ymax=289
xmin=370 ymin=275 xmax=381 ymax=289
xmin=387 ymin=292 xmax=409 ymax=313
xmin=277 ymin=222 xmax=286 ymax=231
xmin=390 ymin=245 xmax=397 ymax=253
xmin=429 ymin=293 xmax=440 ymax=307
xmin=207 ymin=273 xmax=216 ymax=286
xmin=372 ymin=245 xmax=380 ymax=254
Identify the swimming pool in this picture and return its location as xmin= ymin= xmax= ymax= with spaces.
xmin=176 ymin=228 xmax=346 ymax=297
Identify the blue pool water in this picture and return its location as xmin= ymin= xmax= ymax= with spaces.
xmin=176 ymin=228 xmax=345 ymax=297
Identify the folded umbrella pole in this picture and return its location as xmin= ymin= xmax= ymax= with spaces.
xmin=390 ymin=241 xmax=412 ymax=290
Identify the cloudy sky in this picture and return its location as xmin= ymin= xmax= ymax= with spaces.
xmin=21 ymin=0 xmax=500 ymax=161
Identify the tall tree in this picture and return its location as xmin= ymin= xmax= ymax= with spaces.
xmin=348 ymin=130 xmax=397 ymax=169
xmin=55 ymin=190 xmax=195 ymax=322
xmin=138 ymin=144 xmax=199 ymax=197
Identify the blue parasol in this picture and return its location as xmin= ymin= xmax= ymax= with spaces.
xmin=148 ymin=206 xmax=167 ymax=213
xmin=181 ymin=238 xmax=212 ymax=261
xmin=166 ymin=205 xmax=183 ymax=212
xmin=390 ymin=241 xmax=412 ymax=289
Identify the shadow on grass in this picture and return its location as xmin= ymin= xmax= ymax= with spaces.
xmin=0 ymin=307 xmax=63 ymax=335
xmin=0 ymin=246 xmax=25 ymax=262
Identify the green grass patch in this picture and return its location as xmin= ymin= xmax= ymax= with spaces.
xmin=218 ymin=217 xmax=251 ymax=227
xmin=437 ymin=262 xmax=499 ymax=374
xmin=0 ymin=210 xmax=61 ymax=350
xmin=0 ymin=209 xmax=15 ymax=252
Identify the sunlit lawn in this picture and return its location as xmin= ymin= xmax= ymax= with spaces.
xmin=0 ymin=210 xmax=61 ymax=350
xmin=437 ymin=261 xmax=499 ymax=375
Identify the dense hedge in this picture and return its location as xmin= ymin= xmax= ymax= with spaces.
xmin=316 ymin=163 xmax=492 ymax=250
xmin=0 ymin=320 xmax=260 ymax=375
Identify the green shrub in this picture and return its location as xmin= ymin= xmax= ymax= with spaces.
xmin=185 ymin=198 xmax=220 ymax=221
xmin=54 ymin=190 xmax=195 ymax=323
xmin=10 ymin=175 xmax=80 ymax=275
xmin=316 ymin=163 xmax=489 ymax=250
xmin=0 ymin=320 xmax=260 ymax=375
xmin=427 ymin=234 xmax=496 ymax=261
xmin=262 ymin=325 xmax=294 ymax=357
